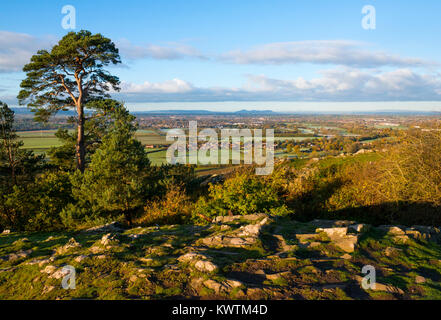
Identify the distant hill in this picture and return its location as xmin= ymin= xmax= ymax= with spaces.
xmin=13 ymin=107 xmax=440 ymax=117
xmin=132 ymin=109 xmax=279 ymax=116
xmin=11 ymin=108 xmax=76 ymax=116
xmin=10 ymin=108 xmax=33 ymax=115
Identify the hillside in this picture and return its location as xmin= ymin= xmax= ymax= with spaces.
xmin=1 ymin=214 xmax=440 ymax=300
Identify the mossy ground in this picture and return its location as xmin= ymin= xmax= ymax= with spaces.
xmin=0 ymin=217 xmax=440 ymax=300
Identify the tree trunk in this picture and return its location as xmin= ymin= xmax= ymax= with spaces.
xmin=76 ymin=104 xmax=85 ymax=172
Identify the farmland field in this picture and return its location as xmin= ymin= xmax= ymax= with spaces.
xmin=17 ymin=129 xmax=306 ymax=164
xmin=17 ymin=129 xmax=172 ymax=155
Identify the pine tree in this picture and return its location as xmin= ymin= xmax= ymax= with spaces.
xmin=18 ymin=30 xmax=121 ymax=172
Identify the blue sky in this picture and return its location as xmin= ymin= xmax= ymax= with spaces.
xmin=1 ymin=0 xmax=441 ymax=112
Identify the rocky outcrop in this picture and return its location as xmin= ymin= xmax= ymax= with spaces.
xmin=83 ymin=222 xmax=124 ymax=233
xmin=0 ymin=249 xmax=32 ymax=262
xmin=200 ymin=216 xmax=270 ymax=248
xmin=1 ymin=214 xmax=440 ymax=300
xmin=55 ymin=238 xmax=81 ymax=255
xmin=178 ymin=252 xmax=218 ymax=273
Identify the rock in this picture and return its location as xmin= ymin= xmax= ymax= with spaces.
xmin=349 ymin=224 xmax=370 ymax=233
xmin=42 ymin=285 xmax=55 ymax=294
xmin=129 ymin=275 xmax=138 ymax=282
xmin=89 ymin=246 xmax=103 ymax=254
xmin=56 ymin=238 xmax=81 ymax=255
xmin=373 ymin=283 xmax=405 ymax=295
xmin=273 ymin=234 xmax=296 ymax=252
xmin=139 ymin=257 xmax=154 ymax=264
xmin=0 ymin=249 xmax=33 ymax=262
xmin=178 ymin=252 xmax=218 ymax=273
xmin=320 ymin=283 xmax=348 ymax=291
xmin=223 ymin=279 xmax=243 ymax=289
xmin=415 ymin=276 xmax=426 ymax=284
xmin=1 ymin=229 xmax=11 ymax=235
xmin=84 ymin=221 xmax=124 ymax=233
xmin=238 ymin=224 xmax=261 ymax=237
xmin=412 ymin=225 xmax=440 ymax=234
xmin=201 ymin=217 xmax=270 ymax=248
xmin=41 ymin=265 xmax=57 ymax=274
xmin=378 ymin=225 xmax=405 ymax=235
xmin=12 ymin=238 xmax=30 ymax=245
xmin=128 ymin=234 xmax=145 ymax=239
xmin=177 ymin=252 xmax=209 ymax=263
xmin=194 ymin=260 xmax=218 ymax=273
xmin=213 ymin=213 xmax=267 ymax=224
xmin=201 ymin=235 xmax=255 ymax=248
xmin=203 ymin=279 xmax=242 ymax=295
xmin=25 ymin=257 xmax=53 ymax=266
xmin=203 ymin=279 xmax=223 ymax=294
xmin=314 ymin=226 xmax=358 ymax=253
xmin=334 ymin=235 xmax=358 ymax=253
xmin=405 ymin=229 xmax=422 ymax=240
xmin=190 ymin=277 xmax=205 ymax=291
xmin=246 ymin=288 xmax=266 ymax=298
xmin=227 ymin=237 xmax=248 ymax=246
xmin=50 ymin=267 xmax=70 ymax=279
xmin=220 ymin=225 xmax=231 ymax=231
xmin=96 ymin=255 xmax=106 ymax=259
xmin=266 ymin=271 xmax=290 ymax=281
xmin=295 ymin=233 xmax=317 ymax=243
xmin=341 ymin=253 xmax=352 ymax=260
xmin=410 ymin=226 xmax=441 ymax=242
xmin=316 ymin=227 xmax=348 ymax=239
xmin=299 ymin=241 xmax=321 ymax=249
xmin=392 ymin=235 xmax=409 ymax=244
xmin=74 ymin=255 xmax=88 ymax=263
xmin=355 ymin=275 xmax=404 ymax=294
xmin=100 ymin=233 xmax=119 ymax=246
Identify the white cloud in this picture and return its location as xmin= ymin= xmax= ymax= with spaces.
xmin=242 ymin=68 xmax=441 ymax=101
xmin=120 ymin=78 xmax=194 ymax=93
xmin=113 ymin=68 xmax=441 ymax=102
xmin=221 ymin=40 xmax=432 ymax=68
xmin=0 ymin=31 xmax=55 ymax=73
xmin=116 ymin=39 xmax=206 ymax=60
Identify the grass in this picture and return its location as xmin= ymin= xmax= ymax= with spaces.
xmin=1 ymin=216 xmax=441 ymax=300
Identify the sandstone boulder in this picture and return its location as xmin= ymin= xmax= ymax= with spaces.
xmin=194 ymin=260 xmax=218 ymax=273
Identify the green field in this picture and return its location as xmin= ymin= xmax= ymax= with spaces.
xmin=18 ymin=131 xmax=63 ymax=154
xmin=18 ymin=130 xmax=301 ymax=165
xmin=17 ymin=130 xmax=172 ymax=155
xmin=16 ymin=129 xmax=350 ymax=170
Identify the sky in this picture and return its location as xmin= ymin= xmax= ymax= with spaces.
xmin=1 ymin=0 xmax=441 ymax=112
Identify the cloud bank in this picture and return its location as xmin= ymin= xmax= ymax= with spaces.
xmin=116 ymin=39 xmax=206 ymax=61
xmin=0 ymin=31 xmax=55 ymax=73
xmin=221 ymin=41 xmax=432 ymax=68
xmin=114 ymin=68 xmax=441 ymax=102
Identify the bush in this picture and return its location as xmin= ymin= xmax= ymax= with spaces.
xmin=194 ymin=171 xmax=293 ymax=222
xmin=135 ymin=186 xmax=194 ymax=226
xmin=0 ymin=171 xmax=72 ymax=231
xmin=323 ymin=128 xmax=441 ymax=225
